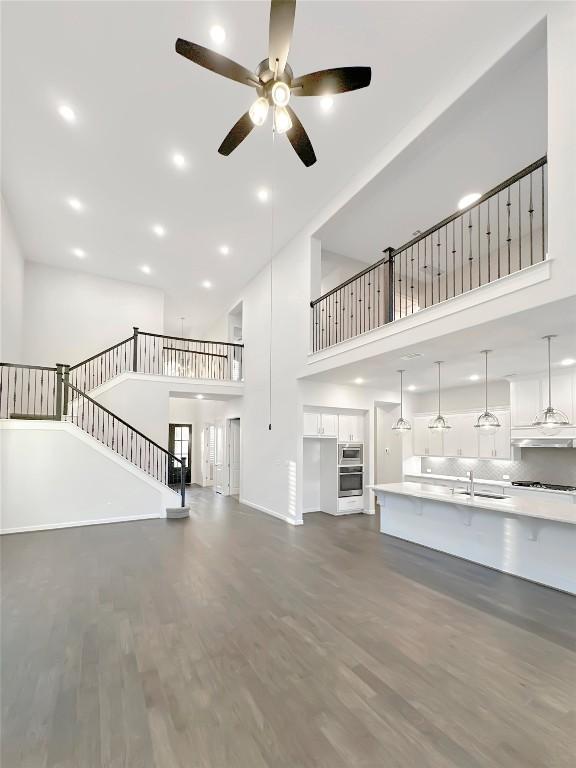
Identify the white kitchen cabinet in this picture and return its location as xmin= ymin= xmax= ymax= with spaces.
xmin=412 ymin=415 xmax=444 ymax=456
xmin=511 ymin=372 xmax=575 ymax=428
xmin=443 ymin=413 xmax=478 ymax=457
xmin=303 ymin=412 xmax=339 ymax=437
xmin=338 ymin=414 xmax=364 ymax=443
xmin=477 ymin=410 xmax=511 ymax=459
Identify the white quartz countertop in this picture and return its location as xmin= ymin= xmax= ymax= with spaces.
xmin=405 ymin=472 xmax=576 ymax=496
xmin=371 ymin=482 xmax=576 ymax=526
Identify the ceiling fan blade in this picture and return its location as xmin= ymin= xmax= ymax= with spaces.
xmin=218 ymin=112 xmax=255 ymax=156
xmin=268 ymin=0 xmax=296 ymax=75
xmin=291 ymin=66 xmax=371 ymax=96
xmin=286 ymin=107 xmax=316 ymax=167
xmin=175 ymin=39 xmax=259 ymax=87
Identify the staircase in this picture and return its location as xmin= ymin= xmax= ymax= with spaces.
xmin=0 ymin=329 xmax=244 ymax=509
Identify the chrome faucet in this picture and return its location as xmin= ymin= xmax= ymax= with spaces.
xmin=467 ymin=470 xmax=475 ymax=498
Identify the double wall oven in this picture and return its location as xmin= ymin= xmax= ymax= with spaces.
xmin=338 ymin=443 xmax=364 ymax=498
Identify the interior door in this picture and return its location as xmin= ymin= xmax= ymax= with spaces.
xmin=214 ymin=420 xmax=226 ymax=494
xmin=168 ymin=424 xmax=192 ymax=485
xmin=228 ymin=418 xmax=241 ymax=495
xmin=202 ymin=423 xmax=215 ymax=486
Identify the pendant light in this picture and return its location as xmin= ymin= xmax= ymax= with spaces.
xmin=429 ymin=361 xmax=451 ymax=431
xmin=474 ymin=350 xmax=501 ymax=435
xmin=392 ymin=369 xmax=411 ymax=433
xmin=533 ymin=335 xmax=571 ymax=434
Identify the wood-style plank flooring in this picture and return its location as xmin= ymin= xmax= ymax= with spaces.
xmin=2 ymin=489 xmax=575 ymax=767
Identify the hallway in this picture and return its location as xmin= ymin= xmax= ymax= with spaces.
xmin=2 ymin=490 xmax=575 ymax=767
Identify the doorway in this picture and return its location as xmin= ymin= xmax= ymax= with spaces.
xmin=168 ymin=423 xmax=192 ymax=485
xmin=228 ymin=418 xmax=241 ymax=497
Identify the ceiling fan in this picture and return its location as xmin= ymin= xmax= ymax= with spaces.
xmin=175 ymin=0 xmax=371 ymax=167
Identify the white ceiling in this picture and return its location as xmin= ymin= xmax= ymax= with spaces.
xmin=302 ymin=298 xmax=576 ymax=392
xmin=316 ymin=23 xmax=547 ymax=264
xmin=1 ymin=1 xmax=544 ymax=335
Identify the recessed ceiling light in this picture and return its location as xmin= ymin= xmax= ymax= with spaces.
xmin=67 ymin=197 xmax=84 ymax=212
xmin=196 ymin=394 xmax=204 ymax=399
xmin=469 ymin=374 xmax=480 ymax=381
xmin=171 ymin=152 xmax=187 ymax=170
xmin=458 ymin=192 xmax=481 ymax=210
xmin=219 ymin=244 xmax=230 ymax=256
xmin=201 ymin=280 xmax=212 ymax=289
xmin=71 ymin=247 xmax=86 ymax=259
xmin=210 ymin=25 xmax=226 ymax=44
xmin=140 ymin=265 xmax=152 ymax=275
xmin=320 ymin=95 xmax=334 ymax=112
xmin=58 ymin=103 xmax=77 ymax=124
xmin=152 ymin=224 xmax=166 ymax=238
xmin=354 ymin=377 xmax=364 ymax=385
xmin=560 ymin=358 xmax=575 ymax=366
xmin=407 ymin=385 xmax=416 ymax=391
xmin=257 ymin=187 xmax=270 ymax=203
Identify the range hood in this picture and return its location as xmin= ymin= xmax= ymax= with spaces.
xmin=511 ymin=436 xmax=575 ymax=449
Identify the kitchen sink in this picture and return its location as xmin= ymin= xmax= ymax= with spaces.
xmin=455 ymin=490 xmax=509 ymax=500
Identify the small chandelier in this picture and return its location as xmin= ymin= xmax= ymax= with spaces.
xmin=392 ymin=369 xmax=411 ymax=433
xmin=474 ymin=350 xmax=501 ymax=435
xmin=429 ymin=361 xmax=451 ymax=431
xmin=533 ymin=335 xmax=571 ymax=434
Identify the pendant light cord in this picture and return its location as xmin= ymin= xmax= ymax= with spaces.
xmin=437 ymin=362 xmax=441 ymax=416
xmin=484 ymin=350 xmax=488 ymax=412
xmin=547 ymin=335 xmax=552 ymax=409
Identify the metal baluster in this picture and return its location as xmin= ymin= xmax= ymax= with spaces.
xmin=529 ymin=170 xmax=534 ymax=265
xmin=436 ymin=231 xmax=441 ymax=304
xmin=541 ymin=164 xmax=545 ymax=261
xmin=410 ymin=246 xmax=414 ymax=314
xmin=486 ymin=198 xmax=491 ymax=285
xmin=506 ymin=184 xmax=512 ymax=275
xmin=460 ymin=214 xmax=464 ymax=295
xmin=477 ymin=204 xmax=481 ymax=288
xmin=468 ymin=210 xmax=473 ymax=291
xmin=518 ymin=177 xmax=522 ymax=270
xmin=497 ymin=190 xmax=501 ymax=278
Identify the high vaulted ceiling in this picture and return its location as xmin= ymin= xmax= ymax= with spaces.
xmin=1 ymin=1 xmax=544 ymax=335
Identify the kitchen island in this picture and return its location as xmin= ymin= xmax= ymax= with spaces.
xmin=371 ymin=482 xmax=576 ymax=594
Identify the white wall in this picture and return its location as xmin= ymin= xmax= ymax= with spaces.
xmin=0 ymin=197 xmax=24 ymax=361
xmin=320 ymin=249 xmax=372 ymax=297
xmin=0 ymin=421 xmax=178 ymax=533
xmin=23 ymin=263 xmax=165 ymax=366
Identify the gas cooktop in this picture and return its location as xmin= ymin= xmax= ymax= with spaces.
xmin=512 ymin=481 xmax=576 ymax=492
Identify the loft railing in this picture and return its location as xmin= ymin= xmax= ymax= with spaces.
xmin=69 ymin=328 xmax=244 ymax=392
xmin=310 ymin=156 xmax=548 ymax=353
xmin=0 ymin=363 xmax=59 ymax=420
xmin=0 ymin=362 xmax=186 ymax=505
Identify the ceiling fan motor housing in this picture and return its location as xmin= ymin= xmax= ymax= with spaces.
xmin=256 ymin=59 xmax=294 ymax=101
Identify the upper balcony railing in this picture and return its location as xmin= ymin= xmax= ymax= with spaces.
xmin=310 ymin=156 xmax=547 ymax=353
xmin=68 ymin=329 xmax=244 ymax=392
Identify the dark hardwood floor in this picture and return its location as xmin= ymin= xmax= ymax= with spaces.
xmin=2 ymin=489 xmax=575 ymax=767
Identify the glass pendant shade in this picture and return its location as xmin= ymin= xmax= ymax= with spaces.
xmin=392 ymin=370 xmax=412 ymax=433
xmin=273 ymin=106 xmax=292 ymax=134
xmin=474 ymin=410 xmax=501 ymax=435
xmin=249 ymin=97 xmax=269 ymax=126
xmin=474 ymin=350 xmax=500 ymax=435
xmin=533 ymin=405 xmax=570 ymax=434
xmin=532 ymin=335 xmax=572 ymax=434
xmin=429 ymin=414 xmax=451 ymax=431
xmin=428 ymin=362 xmax=451 ymax=431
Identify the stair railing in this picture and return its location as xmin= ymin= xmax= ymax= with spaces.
xmin=64 ymin=380 xmax=186 ymax=506
xmin=0 ymin=363 xmax=59 ymax=420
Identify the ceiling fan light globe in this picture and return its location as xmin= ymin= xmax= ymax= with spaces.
xmin=249 ymin=97 xmax=269 ymax=127
xmin=273 ymin=106 xmax=292 ymax=134
xmin=271 ymin=80 xmax=291 ymax=107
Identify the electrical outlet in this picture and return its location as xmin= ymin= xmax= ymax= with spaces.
xmin=502 ymin=474 xmax=510 ymax=480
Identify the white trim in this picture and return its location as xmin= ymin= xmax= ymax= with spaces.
xmin=85 ymin=371 xmax=244 ymax=399
xmin=239 ymin=497 xmax=303 ymax=526
xmin=1 ymin=514 xmax=161 ymax=536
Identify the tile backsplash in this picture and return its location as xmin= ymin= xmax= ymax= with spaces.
xmin=420 ymin=448 xmax=576 ymax=485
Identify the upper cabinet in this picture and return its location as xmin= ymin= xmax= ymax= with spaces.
xmin=511 ymin=372 xmax=575 ymax=428
xmin=304 ymin=412 xmax=338 ymax=437
xmin=338 ymin=414 xmax=364 ymax=443
xmin=304 ymin=411 xmax=362 ymax=440
xmin=412 ymin=409 xmax=511 ymax=459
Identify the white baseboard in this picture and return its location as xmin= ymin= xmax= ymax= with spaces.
xmin=1 ymin=513 xmax=161 ymax=535
xmin=363 ymin=509 xmax=376 ymax=515
xmin=239 ymin=497 xmax=303 ymax=526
